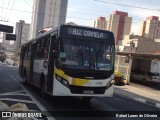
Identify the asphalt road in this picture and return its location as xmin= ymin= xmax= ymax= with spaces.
xmin=0 ymin=63 xmax=160 ymax=120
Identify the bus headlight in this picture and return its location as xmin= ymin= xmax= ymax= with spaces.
xmin=63 ymin=80 xmax=68 ymax=85
xmin=106 ymin=80 xmax=114 ymax=88
xmin=62 ymin=79 xmax=69 ymax=87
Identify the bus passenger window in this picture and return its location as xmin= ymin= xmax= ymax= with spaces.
xmin=43 ymin=37 xmax=50 ymax=60
xmin=44 ymin=49 xmax=49 ymax=59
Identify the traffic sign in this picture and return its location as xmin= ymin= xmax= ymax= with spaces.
xmin=5 ymin=34 xmax=16 ymax=41
xmin=0 ymin=24 xmax=13 ymax=33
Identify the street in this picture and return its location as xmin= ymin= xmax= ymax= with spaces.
xmin=0 ymin=63 xmax=160 ymax=120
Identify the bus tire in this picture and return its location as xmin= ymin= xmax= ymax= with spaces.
xmin=40 ymin=74 xmax=46 ymax=98
xmin=23 ymin=70 xmax=27 ymax=85
xmin=23 ymin=76 xmax=27 ymax=85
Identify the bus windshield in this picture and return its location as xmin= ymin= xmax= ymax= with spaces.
xmin=59 ymin=39 xmax=114 ymax=71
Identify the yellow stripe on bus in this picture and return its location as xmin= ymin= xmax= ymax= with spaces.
xmin=54 ymin=67 xmax=69 ymax=80
xmin=54 ymin=67 xmax=89 ymax=86
xmin=72 ymin=78 xmax=89 ymax=86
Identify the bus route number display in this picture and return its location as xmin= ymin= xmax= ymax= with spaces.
xmin=68 ymin=28 xmax=108 ymax=39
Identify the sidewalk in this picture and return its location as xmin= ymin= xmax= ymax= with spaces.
xmin=114 ymin=83 xmax=160 ymax=109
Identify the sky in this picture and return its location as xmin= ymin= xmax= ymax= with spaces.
xmin=0 ymin=0 xmax=160 ymax=35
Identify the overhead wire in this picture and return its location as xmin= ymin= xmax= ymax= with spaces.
xmin=0 ymin=0 xmax=155 ymax=21
xmin=0 ymin=0 xmax=5 ymax=22
xmin=4 ymin=0 xmax=11 ymax=21
xmin=23 ymin=0 xmax=32 ymax=8
xmin=7 ymin=0 xmax=16 ymax=21
xmin=0 ymin=0 xmax=159 ymax=25
xmin=0 ymin=6 xmax=147 ymax=24
xmin=94 ymin=0 xmax=160 ymax=12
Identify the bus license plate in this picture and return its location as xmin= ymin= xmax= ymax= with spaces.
xmin=83 ymin=90 xmax=94 ymax=94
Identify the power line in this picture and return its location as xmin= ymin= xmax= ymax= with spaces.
xmin=94 ymin=0 xmax=160 ymax=12
xmin=23 ymin=0 xmax=32 ymax=8
xmin=7 ymin=0 xmax=15 ymax=21
xmin=0 ymin=1 xmax=158 ymax=25
xmin=4 ymin=0 xmax=11 ymax=20
xmin=0 ymin=1 xmax=156 ymax=21
xmin=1 ymin=0 xmax=5 ymax=22
xmin=0 ymin=6 xmax=145 ymax=22
xmin=0 ymin=14 xmax=152 ymax=26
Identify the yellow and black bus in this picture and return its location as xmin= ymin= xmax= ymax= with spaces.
xmin=19 ymin=24 xmax=115 ymax=101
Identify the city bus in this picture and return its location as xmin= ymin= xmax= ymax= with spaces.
xmin=19 ymin=24 xmax=115 ymax=101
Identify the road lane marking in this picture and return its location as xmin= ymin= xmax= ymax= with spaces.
xmin=156 ymin=103 xmax=160 ymax=109
xmin=9 ymin=75 xmax=47 ymax=111
xmin=113 ymin=97 xmax=123 ymax=102
xmin=0 ymin=93 xmax=29 ymax=96
xmin=134 ymin=98 xmax=147 ymax=103
xmin=0 ymin=90 xmax=26 ymax=95
xmin=0 ymin=98 xmax=34 ymax=103
xmin=8 ymin=74 xmax=56 ymax=120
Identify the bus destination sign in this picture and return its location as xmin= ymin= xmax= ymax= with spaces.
xmin=68 ymin=28 xmax=108 ymax=39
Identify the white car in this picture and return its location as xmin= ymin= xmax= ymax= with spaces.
xmin=130 ymin=71 xmax=160 ymax=85
xmin=5 ymin=58 xmax=14 ymax=66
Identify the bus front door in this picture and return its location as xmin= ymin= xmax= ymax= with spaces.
xmin=47 ymin=35 xmax=57 ymax=93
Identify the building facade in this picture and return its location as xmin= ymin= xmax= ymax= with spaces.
xmin=30 ymin=0 xmax=68 ymax=39
xmin=0 ymin=32 xmax=10 ymax=45
xmin=93 ymin=17 xmax=107 ymax=30
xmin=139 ymin=16 xmax=160 ymax=40
xmin=15 ymin=20 xmax=30 ymax=49
xmin=107 ymin=11 xmax=132 ymax=45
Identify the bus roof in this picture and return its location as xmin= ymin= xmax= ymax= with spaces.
xmin=21 ymin=24 xmax=114 ymax=47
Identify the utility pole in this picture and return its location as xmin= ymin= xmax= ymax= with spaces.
xmin=18 ymin=21 xmax=24 ymax=49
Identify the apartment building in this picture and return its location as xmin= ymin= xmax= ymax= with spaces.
xmin=139 ymin=16 xmax=160 ymax=40
xmin=93 ymin=17 xmax=107 ymax=30
xmin=30 ymin=0 xmax=68 ymax=39
xmin=107 ymin=11 xmax=132 ymax=45
xmin=15 ymin=20 xmax=30 ymax=49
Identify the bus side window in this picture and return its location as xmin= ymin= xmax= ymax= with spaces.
xmin=28 ymin=44 xmax=31 ymax=59
xmin=40 ymin=38 xmax=44 ymax=59
xmin=24 ymin=46 xmax=28 ymax=59
xmin=35 ymin=40 xmax=42 ymax=59
xmin=36 ymin=39 xmax=43 ymax=59
xmin=43 ymin=36 xmax=50 ymax=60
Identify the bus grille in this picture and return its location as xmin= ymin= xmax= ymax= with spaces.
xmin=69 ymin=86 xmax=106 ymax=94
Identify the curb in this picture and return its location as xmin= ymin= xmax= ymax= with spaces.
xmin=114 ymin=92 xmax=160 ymax=109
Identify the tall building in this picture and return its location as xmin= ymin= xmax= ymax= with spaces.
xmin=139 ymin=16 xmax=160 ymax=40
xmin=93 ymin=17 xmax=107 ymax=30
xmin=107 ymin=11 xmax=132 ymax=45
xmin=15 ymin=20 xmax=30 ymax=49
xmin=0 ymin=32 xmax=10 ymax=45
xmin=30 ymin=0 xmax=68 ymax=39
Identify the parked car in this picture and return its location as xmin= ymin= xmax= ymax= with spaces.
xmin=153 ymin=72 xmax=160 ymax=76
xmin=4 ymin=58 xmax=14 ymax=66
xmin=130 ymin=71 xmax=160 ymax=85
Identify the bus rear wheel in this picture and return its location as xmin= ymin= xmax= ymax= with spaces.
xmin=40 ymin=75 xmax=46 ymax=98
xmin=23 ymin=73 xmax=27 ymax=85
